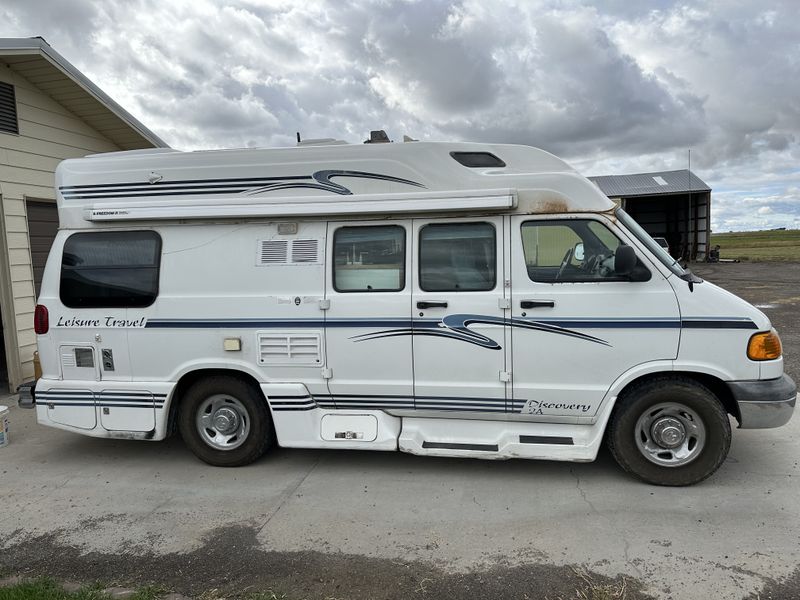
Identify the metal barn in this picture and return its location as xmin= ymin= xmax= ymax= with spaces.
xmin=589 ymin=170 xmax=711 ymax=261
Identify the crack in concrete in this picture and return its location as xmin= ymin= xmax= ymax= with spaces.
xmin=570 ymin=467 xmax=600 ymax=517
xmin=570 ymin=467 xmax=644 ymax=579
xmin=257 ymin=457 xmax=321 ymax=535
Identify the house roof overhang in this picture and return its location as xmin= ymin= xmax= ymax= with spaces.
xmin=0 ymin=37 xmax=167 ymax=150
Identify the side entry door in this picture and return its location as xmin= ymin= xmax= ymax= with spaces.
xmin=509 ymin=215 xmax=680 ymax=419
xmin=411 ymin=217 xmax=508 ymax=413
xmin=323 ymin=221 xmax=413 ymax=410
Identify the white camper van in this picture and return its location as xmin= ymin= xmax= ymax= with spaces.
xmin=18 ymin=138 xmax=795 ymax=485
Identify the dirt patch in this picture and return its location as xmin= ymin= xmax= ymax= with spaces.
xmin=745 ymin=566 xmax=800 ymax=600
xmin=1 ymin=524 xmax=654 ymax=599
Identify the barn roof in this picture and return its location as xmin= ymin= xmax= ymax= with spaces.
xmin=0 ymin=36 xmax=167 ymax=150
xmin=588 ymin=169 xmax=710 ymax=198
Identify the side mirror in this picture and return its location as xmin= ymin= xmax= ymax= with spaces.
xmin=574 ymin=242 xmax=585 ymax=262
xmin=614 ymin=245 xmax=636 ymax=276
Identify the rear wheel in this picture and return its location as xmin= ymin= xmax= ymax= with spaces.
xmin=607 ymin=376 xmax=731 ymax=486
xmin=178 ymin=376 xmax=273 ymax=467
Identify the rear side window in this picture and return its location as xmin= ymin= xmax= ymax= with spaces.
xmin=60 ymin=231 xmax=162 ymax=308
xmin=419 ymin=222 xmax=496 ymax=291
xmin=333 ymin=225 xmax=405 ymax=292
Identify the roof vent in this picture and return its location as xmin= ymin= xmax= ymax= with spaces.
xmin=364 ymin=130 xmax=391 ymax=144
xmin=0 ymin=81 xmax=19 ymax=135
xmin=450 ymin=151 xmax=506 ymax=168
xmin=297 ymin=138 xmax=348 ymax=147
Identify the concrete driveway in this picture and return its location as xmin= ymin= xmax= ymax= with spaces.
xmin=2 ymin=262 xmax=798 ymax=599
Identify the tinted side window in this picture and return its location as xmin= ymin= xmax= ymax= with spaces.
xmin=419 ymin=222 xmax=496 ymax=292
xmin=60 ymin=231 xmax=162 ymax=308
xmin=333 ymin=225 xmax=405 ymax=292
xmin=521 ymin=220 xmax=645 ymax=282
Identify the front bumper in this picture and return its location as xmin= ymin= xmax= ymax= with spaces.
xmin=17 ymin=380 xmax=36 ymax=409
xmin=728 ymin=374 xmax=796 ymax=429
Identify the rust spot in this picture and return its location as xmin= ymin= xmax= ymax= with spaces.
xmin=536 ymin=198 xmax=569 ymax=213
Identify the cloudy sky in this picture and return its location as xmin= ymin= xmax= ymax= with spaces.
xmin=2 ymin=0 xmax=799 ymax=231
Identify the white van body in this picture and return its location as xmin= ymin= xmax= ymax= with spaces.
xmin=22 ymin=140 xmax=795 ymax=485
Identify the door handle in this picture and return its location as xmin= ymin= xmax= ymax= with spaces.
xmin=520 ymin=299 xmax=555 ymax=309
xmin=417 ymin=301 xmax=449 ymax=309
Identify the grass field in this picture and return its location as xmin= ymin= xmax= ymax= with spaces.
xmin=710 ymin=229 xmax=800 ymax=262
xmin=0 ymin=579 xmax=164 ymax=600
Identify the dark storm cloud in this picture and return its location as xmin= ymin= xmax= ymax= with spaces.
xmin=435 ymin=8 xmax=707 ymax=157
xmin=0 ymin=0 xmax=799 ymax=230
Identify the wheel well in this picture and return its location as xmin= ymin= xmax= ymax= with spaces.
xmin=166 ymin=368 xmax=266 ymax=436
xmin=615 ymin=371 xmax=740 ymax=425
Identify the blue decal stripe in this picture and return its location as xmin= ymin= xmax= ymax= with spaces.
xmin=59 ymin=175 xmax=313 ymax=191
xmin=681 ymin=319 xmax=758 ymax=330
xmin=144 ymin=316 xmax=753 ymax=329
xmin=42 ymin=402 xmax=163 ymax=409
xmin=524 ymin=319 xmax=680 ymax=329
xmin=146 ymin=319 xmax=424 ymax=329
xmin=38 ymin=391 xmax=165 ymax=409
xmin=266 ymin=394 xmax=536 ymax=412
xmin=61 ymin=170 xmax=425 ymax=200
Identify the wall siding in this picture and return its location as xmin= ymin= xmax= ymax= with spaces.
xmin=0 ymin=63 xmax=121 ymax=390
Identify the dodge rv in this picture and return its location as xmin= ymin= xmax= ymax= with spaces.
xmin=18 ymin=138 xmax=796 ymax=485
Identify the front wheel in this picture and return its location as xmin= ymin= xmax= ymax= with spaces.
xmin=607 ymin=376 xmax=731 ymax=486
xmin=178 ymin=376 xmax=273 ymax=467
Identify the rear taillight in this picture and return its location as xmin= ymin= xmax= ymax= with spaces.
xmin=34 ymin=304 xmax=49 ymax=334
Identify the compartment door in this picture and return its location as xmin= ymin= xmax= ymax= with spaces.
xmin=100 ymin=390 xmax=156 ymax=432
xmin=41 ymin=345 xmax=100 ymax=429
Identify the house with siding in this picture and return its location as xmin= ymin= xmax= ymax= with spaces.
xmin=0 ymin=37 xmax=167 ymax=392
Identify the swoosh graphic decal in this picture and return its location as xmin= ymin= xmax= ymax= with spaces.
xmin=60 ymin=170 xmax=426 ymax=200
xmin=350 ymin=313 xmax=610 ymax=350
xmin=245 ymin=170 xmax=426 ymax=196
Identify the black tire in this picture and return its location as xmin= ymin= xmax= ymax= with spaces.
xmin=178 ymin=376 xmax=273 ymax=467
xmin=607 ymin=376 xmax=731 ymax=486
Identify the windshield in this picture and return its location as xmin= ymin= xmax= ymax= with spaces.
xmin=615 ymin=208 xmax=687 ymax=277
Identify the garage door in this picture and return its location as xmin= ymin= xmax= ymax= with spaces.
xmin=26 ymin=199 xmax=59 ymax=296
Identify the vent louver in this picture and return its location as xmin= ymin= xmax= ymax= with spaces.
xmin=259 ymin=240 xmax=289 ymax=264
xmin=257 ymin=333 xmax=322 ymax=365
xmin=0 ymin=82 xmax=19 ymax=135
xmin=291 ymin=239 xmax=319 ymax=263
xmin=258 ymin=239 xmax=321 ymax=266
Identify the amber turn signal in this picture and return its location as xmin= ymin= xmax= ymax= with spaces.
xmin=747 ymin=330 xmax=782 ymax=361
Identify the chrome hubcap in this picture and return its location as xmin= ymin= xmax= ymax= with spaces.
xmin=651 ymin=417 xmax=685 ymax=448
xmin=212 ymin=407 xmax=240 ymax=435
xmin=196 ymin=394 xmax=250 ymax=451
xmin=635 ymin=402 xmax=706 ymax=467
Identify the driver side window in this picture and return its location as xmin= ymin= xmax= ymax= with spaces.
xmin=521 ymin=220 xmax=627 ymax=283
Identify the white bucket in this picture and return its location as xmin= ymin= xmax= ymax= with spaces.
xmin=0 ymin=405 xmax=8 ymax=448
